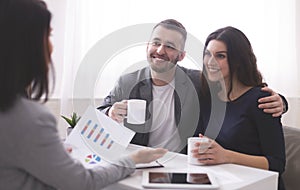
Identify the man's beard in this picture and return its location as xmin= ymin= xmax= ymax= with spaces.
xmin=149 ymin=56 xmax=179 ymax=73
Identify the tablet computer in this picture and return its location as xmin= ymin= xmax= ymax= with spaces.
xmin=142 ymin=171 xmax=219 ymax=189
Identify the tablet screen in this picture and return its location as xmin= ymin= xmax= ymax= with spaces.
xmin=149 ymin=172 xmax=212 ymax=184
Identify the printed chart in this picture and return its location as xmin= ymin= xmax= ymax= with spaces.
xmin=65 ymin=106 xmax=135 ymax=164
xmin=81 ymin=120 xmax=114 ymax=150
xmin=85 ymin=154 xmax=101 ymax=165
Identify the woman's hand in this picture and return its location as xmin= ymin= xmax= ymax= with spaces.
xmin=63 ymin=143 xmax=73 ymax=153
xmin=192 ymin=135 xmax=230 ymax=165
xmin=192 ymin=134 xmax=269 ymax=169
xmin=130 ymin=148 xmax=167 ymax=164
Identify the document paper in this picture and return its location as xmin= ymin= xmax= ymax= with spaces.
xmin=65 ymin=106 xmax=135 ymax=168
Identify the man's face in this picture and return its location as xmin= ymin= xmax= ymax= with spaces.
xmin=147 ymin=26 xmax=185 ymax=73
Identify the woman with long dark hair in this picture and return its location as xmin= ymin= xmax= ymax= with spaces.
xmin=0 ymin=0 xmax=166 ymax=189
xmin=194 ymin=26 xmax=285 ymax=189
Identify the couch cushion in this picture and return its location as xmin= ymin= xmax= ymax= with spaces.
xmin=282 ymin=126 xmax=300 ymax=190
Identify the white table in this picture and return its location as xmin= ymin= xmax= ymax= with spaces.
xmin=104 ymin=145 xmax=278 ymax=190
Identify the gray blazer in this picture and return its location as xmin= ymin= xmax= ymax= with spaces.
xmin=0 ymin=97 xmax=135 ymax=190
xmin=98 ymin=66 xmax=201 ymax=152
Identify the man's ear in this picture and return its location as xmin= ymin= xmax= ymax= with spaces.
xmin=178 ymin=51 xmax=186 ymax=61
xmin=146 ymin=42 xmax=150 ymax=53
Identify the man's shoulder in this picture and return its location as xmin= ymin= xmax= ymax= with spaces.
xmin=177 ymin=65 xmax=200 ymax=76
xmin=176 ymin=66 xmax=201 ymax=86
xmin=119 ymin=67 xmax=150 ymax=83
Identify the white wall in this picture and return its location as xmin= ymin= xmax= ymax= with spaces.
xmin=46 ymin=0 xmax=299 ymax=97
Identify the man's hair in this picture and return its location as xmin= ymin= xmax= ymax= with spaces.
xmin=153 ymin=19 xmax=187 ymax=48
xmin=0 ymin=0 xmax=52 ymax=111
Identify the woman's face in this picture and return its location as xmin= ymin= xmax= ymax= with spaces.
xmin=48 ymin=38 xmax=53 ymax=58
xmin=203 ymin=40 xmax=230 ymax=83
xmin=48 ymin=28 xmax=53 ymax=55
xmin=45 ymin=28 xmax=53 ymax=64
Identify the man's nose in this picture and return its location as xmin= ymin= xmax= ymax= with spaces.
xmin=156 ymin=44 xmax=166 ymax=54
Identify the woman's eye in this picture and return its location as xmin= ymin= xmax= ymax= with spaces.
xmin=216 ymin=54 xmax=226 ymax=59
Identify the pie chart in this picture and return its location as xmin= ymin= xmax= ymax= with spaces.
xmin=85 ymin=154 xmax=101 ymax=164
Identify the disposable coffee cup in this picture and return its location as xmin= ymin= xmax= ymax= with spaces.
xmin=187 ymin=137 xmax=210 ymax=165
xmin=126 ymin=99 xmax=146 ymax=124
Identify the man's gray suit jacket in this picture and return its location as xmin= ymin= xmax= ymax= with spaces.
xmin=98 ymin=66 xmax=202 ymax=153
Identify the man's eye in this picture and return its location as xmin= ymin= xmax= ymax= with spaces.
xmin=152 ymin=41 xmax=160 ymax=46
xmin=165 ymin=45 xmax=176 ymax=50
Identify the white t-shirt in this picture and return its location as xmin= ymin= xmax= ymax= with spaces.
xmin=148 ymin=79 xmax=181 ymax=152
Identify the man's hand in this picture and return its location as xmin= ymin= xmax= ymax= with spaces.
xmin=108 ymin=100 xmax=128 ymax=123
xmin=258 ymin=87 xmax=283 ymax=117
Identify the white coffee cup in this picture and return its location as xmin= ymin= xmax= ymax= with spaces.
xmin=187 ymin=137 xmax=210 ymax=165
xmin=126 ymin=99 xmax=146 ymax=124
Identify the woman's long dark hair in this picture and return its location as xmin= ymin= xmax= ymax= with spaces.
xmin=201 ymin=26 xmax=264 ymax=101
xmin=0 ymin=0 xmax=52 ymax=111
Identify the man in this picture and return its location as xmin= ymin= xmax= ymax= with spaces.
xmin=98 ymin=19 xmax=287 ymax=153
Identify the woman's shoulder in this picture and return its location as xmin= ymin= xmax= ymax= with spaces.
xmin=13 ymin=97 xmax=56 ymax=127
xmin=245 ymin=86 xmax=271 ymax=99
xmin=234 ymin=86 xmax=271 ymax=109
xmin=1 ymin=97 xmax=58 ymax=150
xmin=241 ymin=86 xmax=274 ymax=114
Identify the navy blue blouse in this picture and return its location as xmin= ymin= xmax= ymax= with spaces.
xmin=199 ymin=86 xmax=285 ymax=189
